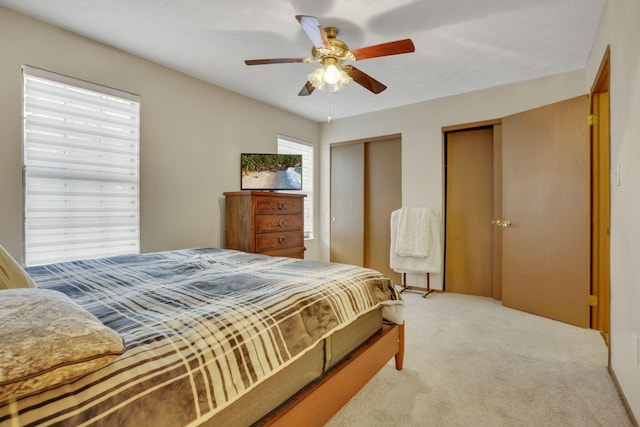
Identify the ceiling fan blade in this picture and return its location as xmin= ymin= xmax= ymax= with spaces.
xmin=295 ymin=15 xmax=331 ymax=49
xmin=245 ymin=58 xmax=306 ymax=65
xmin=298 ymin=81 xmax=315 ymax=96
xmin=344 ymin=66 xmax=387 ymax=94
xmin=350 ymin=39 xmax=415 ymax=60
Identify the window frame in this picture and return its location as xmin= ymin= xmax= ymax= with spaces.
xmin=277 ymin=134 xmax=314 ymax=240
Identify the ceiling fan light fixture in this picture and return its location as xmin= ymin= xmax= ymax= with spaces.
xmin=323 ymin=63 xmax=341 ymax=85
xmin=308 ymin=61 xmax=353 ymax=93
xmin=325 ymin=67 xmax=353 ymax=93
xmin=307 ymin=67 xmax=326 ymax=90
xmin=337 ymin=68 xmax=353 ymax=87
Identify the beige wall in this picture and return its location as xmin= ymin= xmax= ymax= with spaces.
xmin=319 ymin=70 xmax=587 ymax=290
xmin=586 ymin=0 xmax=640 ymax=419
xmin=0 ymin=7 xmax=321 ymax=261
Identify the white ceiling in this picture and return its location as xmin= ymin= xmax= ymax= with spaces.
xmin=0 ymin=0 xmax=606 ymax=123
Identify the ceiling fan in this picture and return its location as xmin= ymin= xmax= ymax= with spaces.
xmin=244 ymin=15 xmax=415 ymax=96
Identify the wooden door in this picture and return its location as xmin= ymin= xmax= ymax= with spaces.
xmin=365 ymin=138 xmax=401 ymax=283
xmin=330 ymin=143 xmax=364 ymax=265
xmin=501 ymin=95 xmax=590 ymax=328
xmin=445 ymin=127 xmax=494 ymax=296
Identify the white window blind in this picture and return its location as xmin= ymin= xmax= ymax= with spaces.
xmin=22 ymin=66 xmax=140 ymax=266
xmin=277 ymin=135 xmax=314 ymax=239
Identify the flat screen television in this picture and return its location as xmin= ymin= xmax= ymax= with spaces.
xmin=241 ymin=153 xmax=303 ymax=191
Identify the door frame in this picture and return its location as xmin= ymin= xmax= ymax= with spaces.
xmin=590 ymin=46 xmax=611 ymax=346
xmin=330 ymin=142 xmax=365 ymax=266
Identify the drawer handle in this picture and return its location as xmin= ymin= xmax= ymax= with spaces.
xmin=277 ymin=202 xmax=286 ymax=210
xmin=278 ymin=236 xmax=286 ymax=244
xmin=278 ymin=219 xmax=286 ymax=227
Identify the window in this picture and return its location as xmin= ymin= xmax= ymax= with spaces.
xmin=277 ymin=135 xmax=314 ymax=239
xmin=22 ymin=66 xmax=140 ymax=266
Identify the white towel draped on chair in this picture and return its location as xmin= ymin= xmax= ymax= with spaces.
xmin=396 ymin=207 xmax=431 ymax=257
xmin=390 ymin=207 xmax=441 ymax=273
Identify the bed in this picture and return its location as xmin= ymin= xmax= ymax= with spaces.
xmin=0 ymin=247 xmax=404 ymax=426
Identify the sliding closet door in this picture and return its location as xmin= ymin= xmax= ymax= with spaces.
xmin=330 ymin=137 xmax=401 ymax=281
xmin=365 ymin=138 xmax=401 ymax=283
xmin=501 ymin=95 xmax=589 ymax=328
xmin=330 ymin=143 xmax=364 ymax=266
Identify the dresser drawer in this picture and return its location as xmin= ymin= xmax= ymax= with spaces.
xmin=255 ymin=214 xmax=302 ymax=232
xmin=261 ymin=247 xmax=305 ymax=259
xmin=255 ymin=196 xmax=303 ymax=214
xmin=255 ymin=231 xmax=304 ymax=252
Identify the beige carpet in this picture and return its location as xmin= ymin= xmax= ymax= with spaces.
xmin=327 ymin=291 xmax=633 ymax=427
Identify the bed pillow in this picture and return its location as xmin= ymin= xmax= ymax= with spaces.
xmin=0 ymin=288 xmax=125 ymax=403
xmin=0 ymin=245 xmax=37 ymax=290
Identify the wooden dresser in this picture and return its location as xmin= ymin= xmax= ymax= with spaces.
xmin=223 ymin=191 xmax=305 ymax=258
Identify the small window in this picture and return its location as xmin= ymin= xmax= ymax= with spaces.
xmin=277 ymin=135 xmax=314 ymax=239
xmin=22 ymin=66 xmax=140 ymax=266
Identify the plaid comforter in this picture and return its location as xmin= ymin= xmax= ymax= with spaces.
xmin=1 ymin=248 xmax=398 ymax=426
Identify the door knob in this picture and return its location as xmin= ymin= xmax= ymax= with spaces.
xmin=500 ymin=220 xmax=512 ymax=228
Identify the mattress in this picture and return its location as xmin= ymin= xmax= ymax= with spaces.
xmin=212 ymin=308 xmax=383 ymax=426
xmin=0 ymin=248 xmax=399 ymax=426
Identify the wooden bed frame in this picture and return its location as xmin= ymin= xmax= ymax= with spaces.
xmin=260 ymin=322 xmax=405 ymax=426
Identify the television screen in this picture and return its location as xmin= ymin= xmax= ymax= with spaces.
xmin=241 ymin=153 xmax=303 ymax=191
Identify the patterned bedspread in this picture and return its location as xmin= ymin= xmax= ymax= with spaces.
xmin=0 ymin=248 xmax=398 ymax=426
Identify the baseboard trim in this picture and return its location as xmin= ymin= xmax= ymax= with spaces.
xmin=609 ymin=365 xmax=639 ymax=427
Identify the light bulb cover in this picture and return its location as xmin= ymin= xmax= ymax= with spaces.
xmin=323 ymin=64 xmax=341 ymax=85
xmin=308 ymin=62 xmax=352 ymax=92
xmin=337 ymin=68 xmax=353 ymax=89
xmin=308 ymin=67 xmax=326 ymax=91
